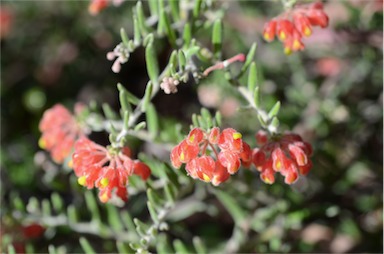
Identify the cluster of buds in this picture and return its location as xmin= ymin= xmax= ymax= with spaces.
xmin=106 ymin=43 xmax=130 ymax=73
xmin=252 ymin=131 xmax=313 ymax=184
xmin=160 ymin=77 xmax=180 ymax=94
xmin=72 ymin=137 xmax=151 ymax=203
xmin=263 ymin=2 xmax=329 ymax=54
xmin=171 ymin=128 xmax=252 ymax=185
xmin=39 ymin=104 xmax=87 ymax=164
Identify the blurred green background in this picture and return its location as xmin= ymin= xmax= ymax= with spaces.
xmin=1 ymin=1 xmax=382 ymax=253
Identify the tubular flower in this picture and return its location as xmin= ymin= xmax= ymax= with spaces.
xmin=170 ymin=127 xmax=252 ymax=185
xmin=263 ymin=1 xmax=329 ymax=54
xmin=72 ymin=137 xmax=151 ymax=203
xmin=39 ymin=103 xmax=86 ymax=164
xmin=252 ymin=131 xmax=313 ymax=185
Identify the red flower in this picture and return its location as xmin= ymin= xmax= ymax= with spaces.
xmin=171 ymin=127 xmax=252 ymax=185
xmin=88 ymin=0 xmax=108 ymax=15
xmin=39 ymin=104 xmax=86 ymax=164
xmin=252 ymin=131 xmax=313 ymax=185
xmin=263 ymin=1 xmax=329 ymax=54
xmin=72 ymin=137 xmax=151 ymax=203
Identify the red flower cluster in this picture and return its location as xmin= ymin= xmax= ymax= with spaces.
xmin=72 ymin=137 xmax=151 ymax=203
xmin=39 ymin=104 xmax=85 ymax=164
xmin=252 ymin=131 xmax=313 ymax=184
xmin=171 ymin=128 xmax=252 ymax=185
xmin=263 ymin=2 xmax=329 ymax=54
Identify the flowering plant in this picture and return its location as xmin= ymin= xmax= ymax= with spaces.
xmin=3 ymin=0 xmax=382 ymax=253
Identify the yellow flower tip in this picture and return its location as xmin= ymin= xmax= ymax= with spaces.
xmin=263 ymin=176 xmax=274 ymax=184
xmin=202 ymin=173 xmax=211 ymax=182
xmin=263 ymin=33 xmax=270 ymax=41
xmin=67 ymin=159 xmax=73 ymax=168
xmin=284 ymin=47 xmax=292 ymax=55
xmin=232 ymin=132 xmax=242 ymax=140
xmin=293 ymin=40 xmax=301 ymax=50
xmin=100 ymin=178 xmax=109 ymax=188
xmin=189 ymin=135 xmax=195 ymax=143
xmin=279 ymin=32 xmax=286 ymax=41
xmin=179 ymin=151 xmax=185 ymax=161
xmin=78 ymin=176 xmax=87 ymax=186
xmin=99 ymin=192 xmax=109 ymax=203
xmin=304 ymin=27 xmax=312 ymax=37
xmin=38 ymin=138 xmax=46 ymax=149
xmin=275 ymin=161 xmax=281 ymax=171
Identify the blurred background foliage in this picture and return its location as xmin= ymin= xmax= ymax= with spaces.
xmin=1 ymin=0 xmax=383 ymax=253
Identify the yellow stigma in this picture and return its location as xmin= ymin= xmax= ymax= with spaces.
xmin=189 ymin=135 xmax=195 ymax=142
xmin=275 ymin=161 xmax=281 ymax=171
xmin=99 ymin=192 xmax=109 ymax=203
xmin=293 ymin=40 xmax=301 ymax=50
xmin=38 ymin=138 xmax=46 ymax=149
xmin=67 ymin=159 xmax=73 ymax=168
xmin=78 ymin=176 xmax=87 ymax=186
xmin=304 ymin=27 xmax=311 ymax=36
xmin=180 ymin=151 xmax=185 ymax=161
xmin=202 ymin=173 xmax=211 ymax=182
xmin=232 ymin=132 xmax=242 ymax=140
xmin=284 ymin=47 xmax=292 ymax=55
xmin=263 ymin=176 xmax=273 ymax=184
xmin=100 ymin=178 xmax=109 ymax=188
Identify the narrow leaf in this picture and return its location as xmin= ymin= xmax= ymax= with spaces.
xmin=117 ymin=83 xmax=140 ymax=105
xmin=136 ymin=1 xmax=148 ymax=36
xmin=120 ymin=28 xmax=129 ymax=47
xmin=178 ymin=50 xmax=186 ymax=71
xmin=161 ymin=10 xmax=177 ymax=47
xmin=193 ymin=0 xmax=203 ymax=18
xmin=142 ymin=82 xmax=153 ymax=112
xmin=79 ymin=237 xmax=96 ymax=254
xmin=268 ymin=101 xmax=281 ymax=118
xmin=102 ymin=103 xmax=117 ymax=120
xmin=214 ymin=111 xmax=222 ymax=126
xmin=147 ymin=188 xmax=164 ymax=210
xmin=182 ymin=23 xmax=192 ymax=46
xmin=145 ymin=43 xmax=159 ymax=86
xmin=247 ymin=62 xmax=258 ymax=92
xmin=42 ymin=199 xmax=51 ymax=216
xmin=253 ymin=86 xmax=260 ymax=108
xmin=146 ymin=103 xmax=159 ymax=137
xmin=200 ymin=108 xmax=212 ymax=128
xmin=240 ymin=42 xmax=257 ymax=75
xmin=84 ymin=191 xmax=101 ymax=223
xmin=147 ymin=201 xmax=159 ymax=224
xmin=173 ymin=239 xmax=189 ymax=254
xmin=169 ymin=0 xmax=180 ymax=21
xmin=51 ymin=192 xmax=63 ymax=212
xmin=214 ymin=189 xmax=246 ymax=225
xmin=7 ymin=245 xmax=16 ymax=254
xmin=121 ymin=211 xmax=137 ymax=233
xmin=134 ymin=121 xmax=146 ymax=131
xmin=193 ymin=237 xmax=206 ymax=254
xmin=148 ymin=0 xmax=158 ymax=16
xmin=67 ymin=204 xmax=78 ymax=224
xmin=116 ymin=241 xmax=133 ymax=254
xmin=106 ymin=204 xmax=124 ymax=231
xmin=212 ymin=19 xmax=223 ymax=59
xmin=133 ymin=15 xmax=141 ymax=46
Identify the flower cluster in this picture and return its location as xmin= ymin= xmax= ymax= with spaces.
xmin=39 ymin=104 xmax=86 ymax=164
xmin=72 ymin=137 xmax=151 ymax=203
xmin=171 ymin=128 xmax=252 ymax=185
xmin=263 ymin=2 xmax=329 ymax=54
xmin=252 ymin=131 xmax=313 ymax=184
